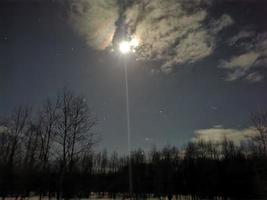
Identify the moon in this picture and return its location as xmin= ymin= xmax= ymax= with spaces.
xmin=119 ymin=36 xmax=140 ymax=54
xmin=119 ymin=41 xmax=131 ymax=54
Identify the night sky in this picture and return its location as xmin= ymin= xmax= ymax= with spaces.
xmin=1 ymin=0 xmax=267 ymax=154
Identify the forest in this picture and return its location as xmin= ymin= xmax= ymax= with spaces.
xmin=0 ymin=89 xmax=267 ymax=200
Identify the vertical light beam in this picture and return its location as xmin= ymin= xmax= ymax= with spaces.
xmin=123 ymin=58 xmax=133 ymax=199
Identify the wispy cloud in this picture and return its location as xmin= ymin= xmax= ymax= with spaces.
xmin=227 ymin=30 xmax=256 ymax=46
xmin=221 ymin=32 xmax=267 ymax=82
xmin=193 ymin=125 xmax=256 ymax=144
xmin=245 ymin=72 xmax=264 ymax=83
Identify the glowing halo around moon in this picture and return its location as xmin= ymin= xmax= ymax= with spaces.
xmin=119 ymin=36 xmax=140 ymax=54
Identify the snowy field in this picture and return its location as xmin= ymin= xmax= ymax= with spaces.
xmin=0 ymin=196 xmax=232 ymax=200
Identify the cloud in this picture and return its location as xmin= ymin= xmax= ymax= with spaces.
xmin=68 ymin=0 xmax=233 ymax=71
xmin=193 ymin=125 xmax=256 ymax=144
xmin=68 ymin=0 xmax=119 ymax=50
xmin=125 ymin=0 xmax=233 ymax=72
xmin=227 ymin=30 xmax=256 ymax=46
xmin=220 ymin=51 xmax=259 ymax=81
xmin=245 ymin=72 xmax=264 ymax=82
xmin=160 ymin=30 xmax=214 ymax=73
xmin=221 ymin=31 xmax=267 ymax=82
xmin=221 ymin=51 xmax=259 ymax=70
xmin=209 ymin=14 xmax=234 ymax=34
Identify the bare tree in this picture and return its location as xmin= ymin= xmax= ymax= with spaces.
xmin=55 ymin=89 xmax=97 ymax=171
xmin=251 ymin=110 xmax=267 ymax=154
xmin=0 ymin=106 xmax=31 ymax=199
xmin=221 ymin=138 xmax=238 ymax=160
xmin=109 ymin=151 xmax=119 ymax=173
xmin=0 ymin=126 xmax=10 ymax=165
xmin=22 ymin=123 xmax=40 ymax=169
xmin=53 ymin=89 xmax=98 ymax=199
xmin=185 ymin=142 xmax=199 ymax=160
xmin=35 ymin=99 xmax=61 ymax=200
xmin=0 ymin=106 xmax=30 ymax=167
xmin=39 ymin=99 xmax=60 ymax=170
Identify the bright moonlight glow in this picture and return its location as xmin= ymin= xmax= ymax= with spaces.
xmin=119 ymin=41 xmax=131 ymax=54
xmin=119 ymin=36 xmax=140 ymax=54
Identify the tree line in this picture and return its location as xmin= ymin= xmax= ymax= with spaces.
xmin=0 ymin=89 xmax=267 ymax=199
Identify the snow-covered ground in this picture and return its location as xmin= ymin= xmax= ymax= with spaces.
xmin=0 ymin=196 xmax=229 ymax=200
